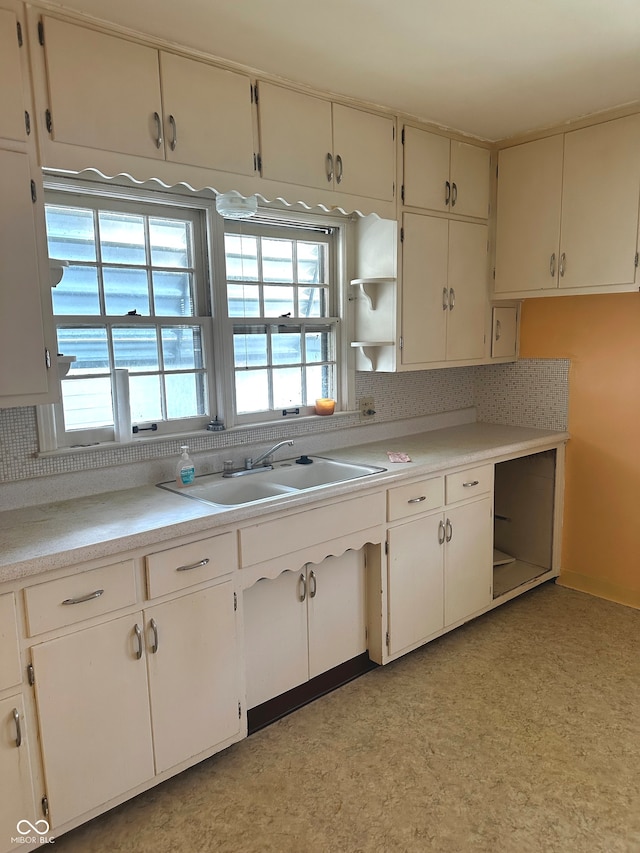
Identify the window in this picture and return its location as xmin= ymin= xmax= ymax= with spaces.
xmin=224 ymin=219 xmax=339 ymax=422
xmin=42 ymin=182 xmax=346 ymax=447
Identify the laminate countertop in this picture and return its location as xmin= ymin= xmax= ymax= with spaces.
xmin=0 ymin=422 xmax=568 ymax=584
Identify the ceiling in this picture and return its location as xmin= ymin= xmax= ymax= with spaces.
xmin=46 ymin=0 xmax=640 ymax=141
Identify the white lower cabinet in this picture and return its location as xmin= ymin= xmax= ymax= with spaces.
xmin=443 ymin=497 xmax=494 ymax=626
xmin=0 ymin=694 xmax=37 ymax=850
xmin=244 ymin=550 xmax=367 ymax=708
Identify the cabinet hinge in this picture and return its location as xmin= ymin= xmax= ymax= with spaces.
xmin=401 ymin=127 xmax=405 ymax=145
xmin=25 ymin=110 xmax=31 ymax=136
xmin=30 ymin=179 xmax=37 ymax=203
xmin=496 ymin=162 xmax=499 ymax=178
xmin=492 ymin=268 xmax=496 ymax=280
xmin=253 ymin=82 xmax=259 ymax=104
xmin=635 ymin=252 xmax=639 ymax=268
xmin=16 ymin=20 xmax=23 ymax=46
xmin=384 ymin=540 xmax=389 ymax=555
xmin=365 ymin=625 xmax=368 ymax=641
xmin=400 ymin=227 xmax=404 ymax=243
xmin=45 ymin=348 xmax=51 ymax=369
xmin=38 ymin=19 xmax=44 ymax=46
xmin=41 ymin=796 xmax=49 ymax=818
xmin=385 ymin=631 xmax=390 ymax=648
xmin=238 ymin=701 xmax=242 ymax=719
xmin=399 ymin=336 xmax=404 ymax=350
xmin=401 ymin=184 xmax=405 ymax=204
xmin=256 ymin=152 xmax=262 ymax=175
xmin=27 ymin=663 xmax=35 ymax=686
xmin=393 ymin=181 xmax=395 ymax=197
xmin=392 ymin=125 xmax=395 ymax=141
xmin=45 ymin=109 xmax=53 ymax=135
xmin=250 ymin=82 xmax=254 ymax=104
xmin=233 ymin=591 xmax=237 ymax=611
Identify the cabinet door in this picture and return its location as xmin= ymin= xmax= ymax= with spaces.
xmin=403 ymin=126 xmax=450 ymax=211
xmin=146 ymin=581 xmax=241 ymax=774
xmin=258 ymin=82 xmax=333 ymax=190
xmin=0 ymin=695 xmax=36 ymax=845
xmin=31 ymin=613 xmax=154 ymax=828
xmin=401 ymin=213 xmax=448 ymax=365
xmin=450 ymin=141 xmax=490 ymax=219
xmin=387 ymin=515 xmax=444 ymax=655
xmin=494 ymin=135 xmax=564 ymax=293
xmin=307 ymin=550 xmax=367 ymax=679
xmin=160 ymin=52 xmax=255 ymax=175
xmin=444 ymin=498 xmax=493 ymax=626
xmin=332 ymin=104 xmax=395 ymax=201
xmin=42 ymin=17 xmax=163 ymax=159
xmin=0 ymin=593 xmax=21 ymax=691
xmin=243 ymin=571 xmax=308 ymax=708
xmin=560 ymin=114 xmax=640 ymax=290
xmin=491 ymin=306 xmax=518 ymax=359
xmin=0 ymin=6 xmax=27 ymax=143
xmin=445 ymin=220 xmax=488 ymax=361
xmin=0 ymin=149 xmax=50 ymax=399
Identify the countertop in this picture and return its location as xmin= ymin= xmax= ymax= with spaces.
xmin=0 ymin=422 xmax=568 ymax=584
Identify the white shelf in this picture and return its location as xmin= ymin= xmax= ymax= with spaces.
xmin=350 ymin=341 xmax=395 ymax=348
xmin=493 ymin=559 xmax=550 ymax=598
xmin=349 ymin=277 xmax=396 ymax=310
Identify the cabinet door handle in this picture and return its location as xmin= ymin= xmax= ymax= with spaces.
xmin=451 ymin=182 xmax=458 ymax=207
xmin=168 ymin=114 xmax=177 ymax=151
xmin=153 ymin=111 xmax=163 ymax=149
xmin=442 ymin=286 xmax=449 ymax=311
xmin=550 ymin=252 xmax=556 ymax=277
xmin=62 ymin=589 xmax=104 ymax=606
xmin=335 ymin=154 xmax=343 ymax=184
xmin=299 ymin=572 xmax=307 ymax=602
xmin=445 ymin=180 xmax=451 ymax=205
xmin=445 ymin=518 xmax=453 ymax=542
xmin=176 ymin=558 xmax=210 ymax=572
xmin=149 ymin=618 xmax=159 ymax=654
xmin=326 ymin=152 xmax=333 ymax=183
xmin=463 ymin=480 xmax=480 ymax=488
xmin=12 ymin=708 xmax=22 ymax=748
xmin=134 ymin=623 xmax=143 ymax=659
xmin=437 ymin=519 xmax=446 ymax=545
xmin=407 ymin=495 xmax=427 ymax=504
xmin=449 ymin=287 xmax=456 ymax=310
xmin=559 ymin=252 xmax=566 ymax=277
xmin=309 ymin=569 xmax=317 ymax=598
xmin=495 ymin=319 xmax=502 ymax=341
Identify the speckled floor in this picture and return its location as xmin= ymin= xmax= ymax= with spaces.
xmin=53 ymin=583 xmax=640 ymax=853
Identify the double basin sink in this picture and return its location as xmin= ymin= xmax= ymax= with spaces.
xmin=159 ymin=456 xmax=386 ymax=507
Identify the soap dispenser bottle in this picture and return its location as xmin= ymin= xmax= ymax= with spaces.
xmin=176 ymin=445 xmax=195 ymax=487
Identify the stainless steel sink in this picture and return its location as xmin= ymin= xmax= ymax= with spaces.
xmin=158 ymin=456 xmax=386 ymax=507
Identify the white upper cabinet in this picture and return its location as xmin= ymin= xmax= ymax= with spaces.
xmin=42 ymin=16 xmax=164 ymax=159
xmin=403 ymin=125 xmax=490 ymax=218
xmin=494 ymin=114 xmax=640 ymax=297
xmin=159 ymin=52 xmax=255 ymax=175
xmin=0 ymin=3 xmax=28 ymax=143
xmin=257 ymin=81 xmax=395 ymax=201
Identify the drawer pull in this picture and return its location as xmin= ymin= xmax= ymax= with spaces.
xmin=13 ymin=708 xmax=22 ymax=748
xmin=462 ymin=480 xmax=479 ymax=488
xmin=149 ymin=618 xmax=159 ymax=654
xmin=407 ymin=496 xmax=427 ymax=504
xmin=134 ymin=623 xmax=143 ymax=660
xmin=176 ymin=558 xmax=210 ymax=572
xmin=61 ymin=589 xmax=104 ymax=606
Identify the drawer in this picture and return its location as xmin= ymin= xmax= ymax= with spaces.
xmin=146 ymin=532 xmax=237 ymax=599
xmin=0 ymin=593 xmax=21 ymax=690
xmin=445 ymin=464 xmax=493 ymax=504
xmin=25 ymin=560 xmax=137 ymax=636
xmin=387 ymin=477 xmax=444 ymax=522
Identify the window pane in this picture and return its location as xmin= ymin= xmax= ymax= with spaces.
xmin=46 ymin=206 xmax=96 ymax=262
xmin=273 ymin=367 xmax=302 ymax=408
xmin=165 ymin=372 xmax=207 ymax=419
xmin=113 ymin=327 xmax=159 ymax=372
xmin=162 ymin=326 xmax=204 ymax=370
xmin=129 ymin=374 xmax=163 ymax=421
xmin=225 ymin=234 xmax=258 ymax=281
xmin=149 ymin=218 xmax=192 ymax=268
xmin=297 ymin=242 xmax=326 ymax=284
xmin=299 ymin=287 xmax=325 ymax=317
xmin=305 ymin=330 xmax=330 ymax=363
xmin=61 ymin=377 xmax=112 ymax=430
xmin=103 ymin=267 xmax=150 ymax=316
xmin=153 ymin=271 xmax=194 ymax=316
xmin=306 ymin=364 xmax=331 ymax=404
xmin=52 ymin=265 xmax=101 ymax=315
xmin=98 ymin=211 xmax=146 ymax=265
xmin=57 ymin=326 xmax=109 ymax=373
xmin=263 ymin=285 xmax=294 ymax=317
xmin=235 ymin=369 xmax=269 ymax=413
xmin=262 ymin=238 xmax=293 ymax=282
xmin=272 ymin=330 xmax=301 ymax=365
xmin=227 ymin=283 xmax=260 ymax=317
xmin=233 ymin=330 xmax=267 ymax=368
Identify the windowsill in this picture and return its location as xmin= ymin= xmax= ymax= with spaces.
xmin=35 ymin=410 xmax=358 ymax=459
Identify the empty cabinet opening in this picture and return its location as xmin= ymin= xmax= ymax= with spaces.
xmin=493 ymin=450 xmax=556 ymax=598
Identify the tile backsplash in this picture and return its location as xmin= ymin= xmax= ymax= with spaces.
xmin=0 ymin=359 xmax=569 ymax=492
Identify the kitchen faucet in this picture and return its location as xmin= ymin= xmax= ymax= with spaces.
xmin=222 ymin=440 xmax=294 ymax=477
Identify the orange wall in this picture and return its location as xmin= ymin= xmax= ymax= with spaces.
xmin=519 ymin=293 xmax=640 ymax=607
